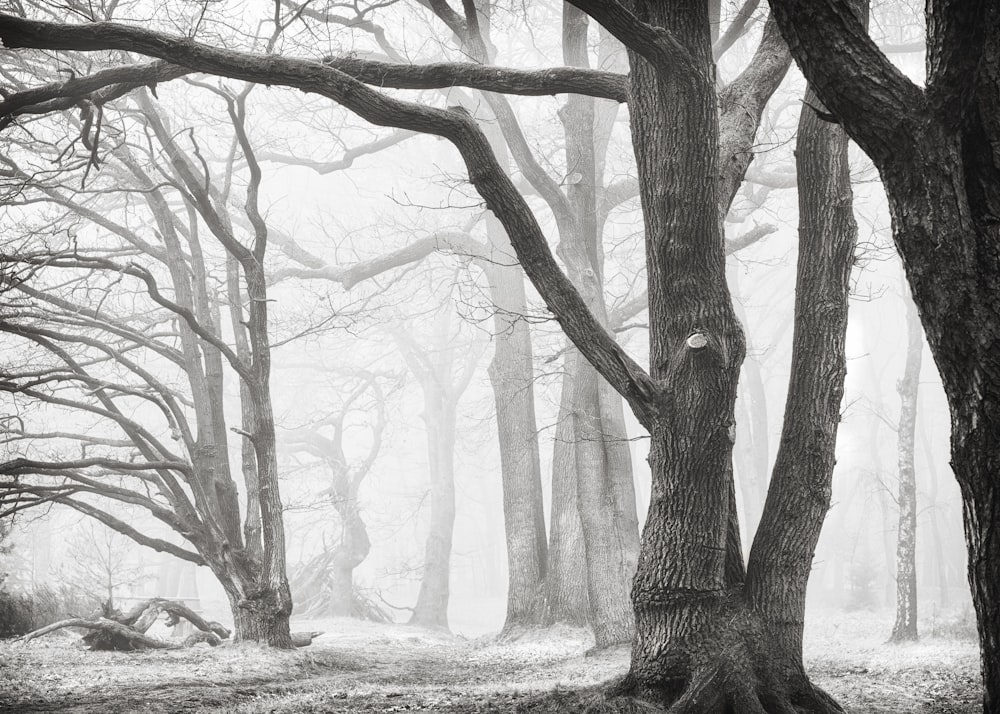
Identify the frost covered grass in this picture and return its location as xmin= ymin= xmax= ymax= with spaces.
xmin=0 ymin=610 xmax=980 ymax=713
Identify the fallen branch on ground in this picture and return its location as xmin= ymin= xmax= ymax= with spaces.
xmin=17 ymin=598 xmax=230 ymax=650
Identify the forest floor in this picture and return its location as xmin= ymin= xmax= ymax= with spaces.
xmin=0 ymin=609 xmax=981 ymax=713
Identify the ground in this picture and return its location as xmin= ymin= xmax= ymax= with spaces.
xmin=0 ymin=610 xmax=980 ymax=713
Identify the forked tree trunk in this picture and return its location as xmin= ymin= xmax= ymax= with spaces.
xmin=890 ymin=291 xmax=921 ymax=643
xmin=609 ymin=6 xmax=855 ymax=706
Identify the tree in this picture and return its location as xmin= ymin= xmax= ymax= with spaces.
xmin=0 ymin=2 xmax=859 ymax=709
xmin=64 ymin=522 xmax=150 ymax=605
xmin=393 ymin=305 xmax=483 ymax=630
xmin=283 ymin=370 xmax=393 ymax=619
xmin=765 ymin=1 xmax=1000 ymax=709
xmin=889 ymin=288 xmax=922 ymax=642
xmin=0 ymin=75 xmax=296 ymax=646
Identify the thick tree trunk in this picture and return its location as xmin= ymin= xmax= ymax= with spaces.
xmin=611 ymin=9 xmax=853 ymax=706
xmin=614 ymin=1 xmax=748 ymax=705
xmin=890 ymin=292 xmax=921 ymax=642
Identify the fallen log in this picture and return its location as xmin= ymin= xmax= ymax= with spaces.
xmin=17 ymin=598 xmax=231 ymax=651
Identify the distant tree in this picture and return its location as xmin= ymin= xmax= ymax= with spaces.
xmin=63 ymin=522 xmax=150 ymax=605
xmin=889 ymin=289 xmax=922 ymax=643
xmin=392 ymin=304 xmax=483 ymax=630
xmin=283 ymin=370 xmax=394 ymax=619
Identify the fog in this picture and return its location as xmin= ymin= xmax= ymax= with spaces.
xmin=0 ymin=3 xmax=981 ymax=711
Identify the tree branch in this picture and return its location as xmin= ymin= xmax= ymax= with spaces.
xmin=766 ymin=0 xmax=926 ymax=166
xmin=0 ymin=13 xmax=662 ymax=427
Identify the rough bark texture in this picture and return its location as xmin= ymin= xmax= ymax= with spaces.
xmin=744 ymin=80 xmax=857 ymax=702
xmin=890 ymin=291 xmax=922 ymax=643
xmin=614 ymin=1 xmax=749 ymax=703
xmin=766 ymin=1 xmax=1000 ymax=708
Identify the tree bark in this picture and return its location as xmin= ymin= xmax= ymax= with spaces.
xmin=744 ymin=78 xmax=857 ymax=703
xmin=483 ymin=211 xmax=548 ymax=635
xmin=765 ymin=1 xmax=1000 ymax=707
xmin=556 ymin=5 xmax=640 ymax=646
xmin=889 ymin=291 xmax=921 ymax=643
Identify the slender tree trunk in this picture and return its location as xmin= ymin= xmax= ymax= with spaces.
xmin=573 ymin=361 xmax=635 ymax=646
xmin=890 ymin=291 xmax=922 ymax=642
xmin=545 ymin=351 xmax=590 ymax=627
xmin=484 ymin=215 xmax=548 ymax=633
xmin=744 ymin=79 xmax=857 ymax=703
xmin=409 ymin=395 xmax=458 ymax=630
xmin=558 ymin=5 xmax=639 ymax=646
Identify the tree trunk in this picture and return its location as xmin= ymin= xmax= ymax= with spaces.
xmin=610 ymin=6 xmax=854 ymax=703
xmin=545 ymin=350 xmax=591 ymax=628
xmin=573 ymin=361 xmax=635 ymax=647
xmin=743 ymin=78 xmax=856 ymax=702
xmin=890 ymin=290 xmax=922 ymax=642
xmin=764 ymin=2 xmax=1000 ymax=708
xmin=409 ymin=396 xmax=457 ymax=630
xmin=329 ymin=505 xmax=371 ymax=618
xmin=228 ymin=592 xmax=293 ymax=646
xmin=554 ymin=6 xmax=639 ymax=646
xmin=615 ymin=0 xmax=749 ymax=704
xmin=484 ymin=214 xmax=548 ymax=634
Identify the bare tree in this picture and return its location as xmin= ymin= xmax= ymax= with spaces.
xmin=766 ymin=1 xmax=1000 ymax=707
xmin=2 ymin=1 xmax=980 ymax=710
xmin=392 ymin=304 xmax=483 ymax=630
xmin=0 ymin=70 xmax=297 ymax=646
xmin=889 ymin=288 xmax=922 ymax=642
xmin=283 ymin=370 xmax=393 ymax=619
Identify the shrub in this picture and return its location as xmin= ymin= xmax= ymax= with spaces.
xmin=0 ymin=584 xmax=102 ymax=638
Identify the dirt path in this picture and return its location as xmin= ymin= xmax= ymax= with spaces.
xmin=0 ymin=615 xmax=981 ymax=713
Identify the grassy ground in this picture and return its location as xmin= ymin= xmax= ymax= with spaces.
xmin=0 ymin=610 xmax=980 ymax=713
